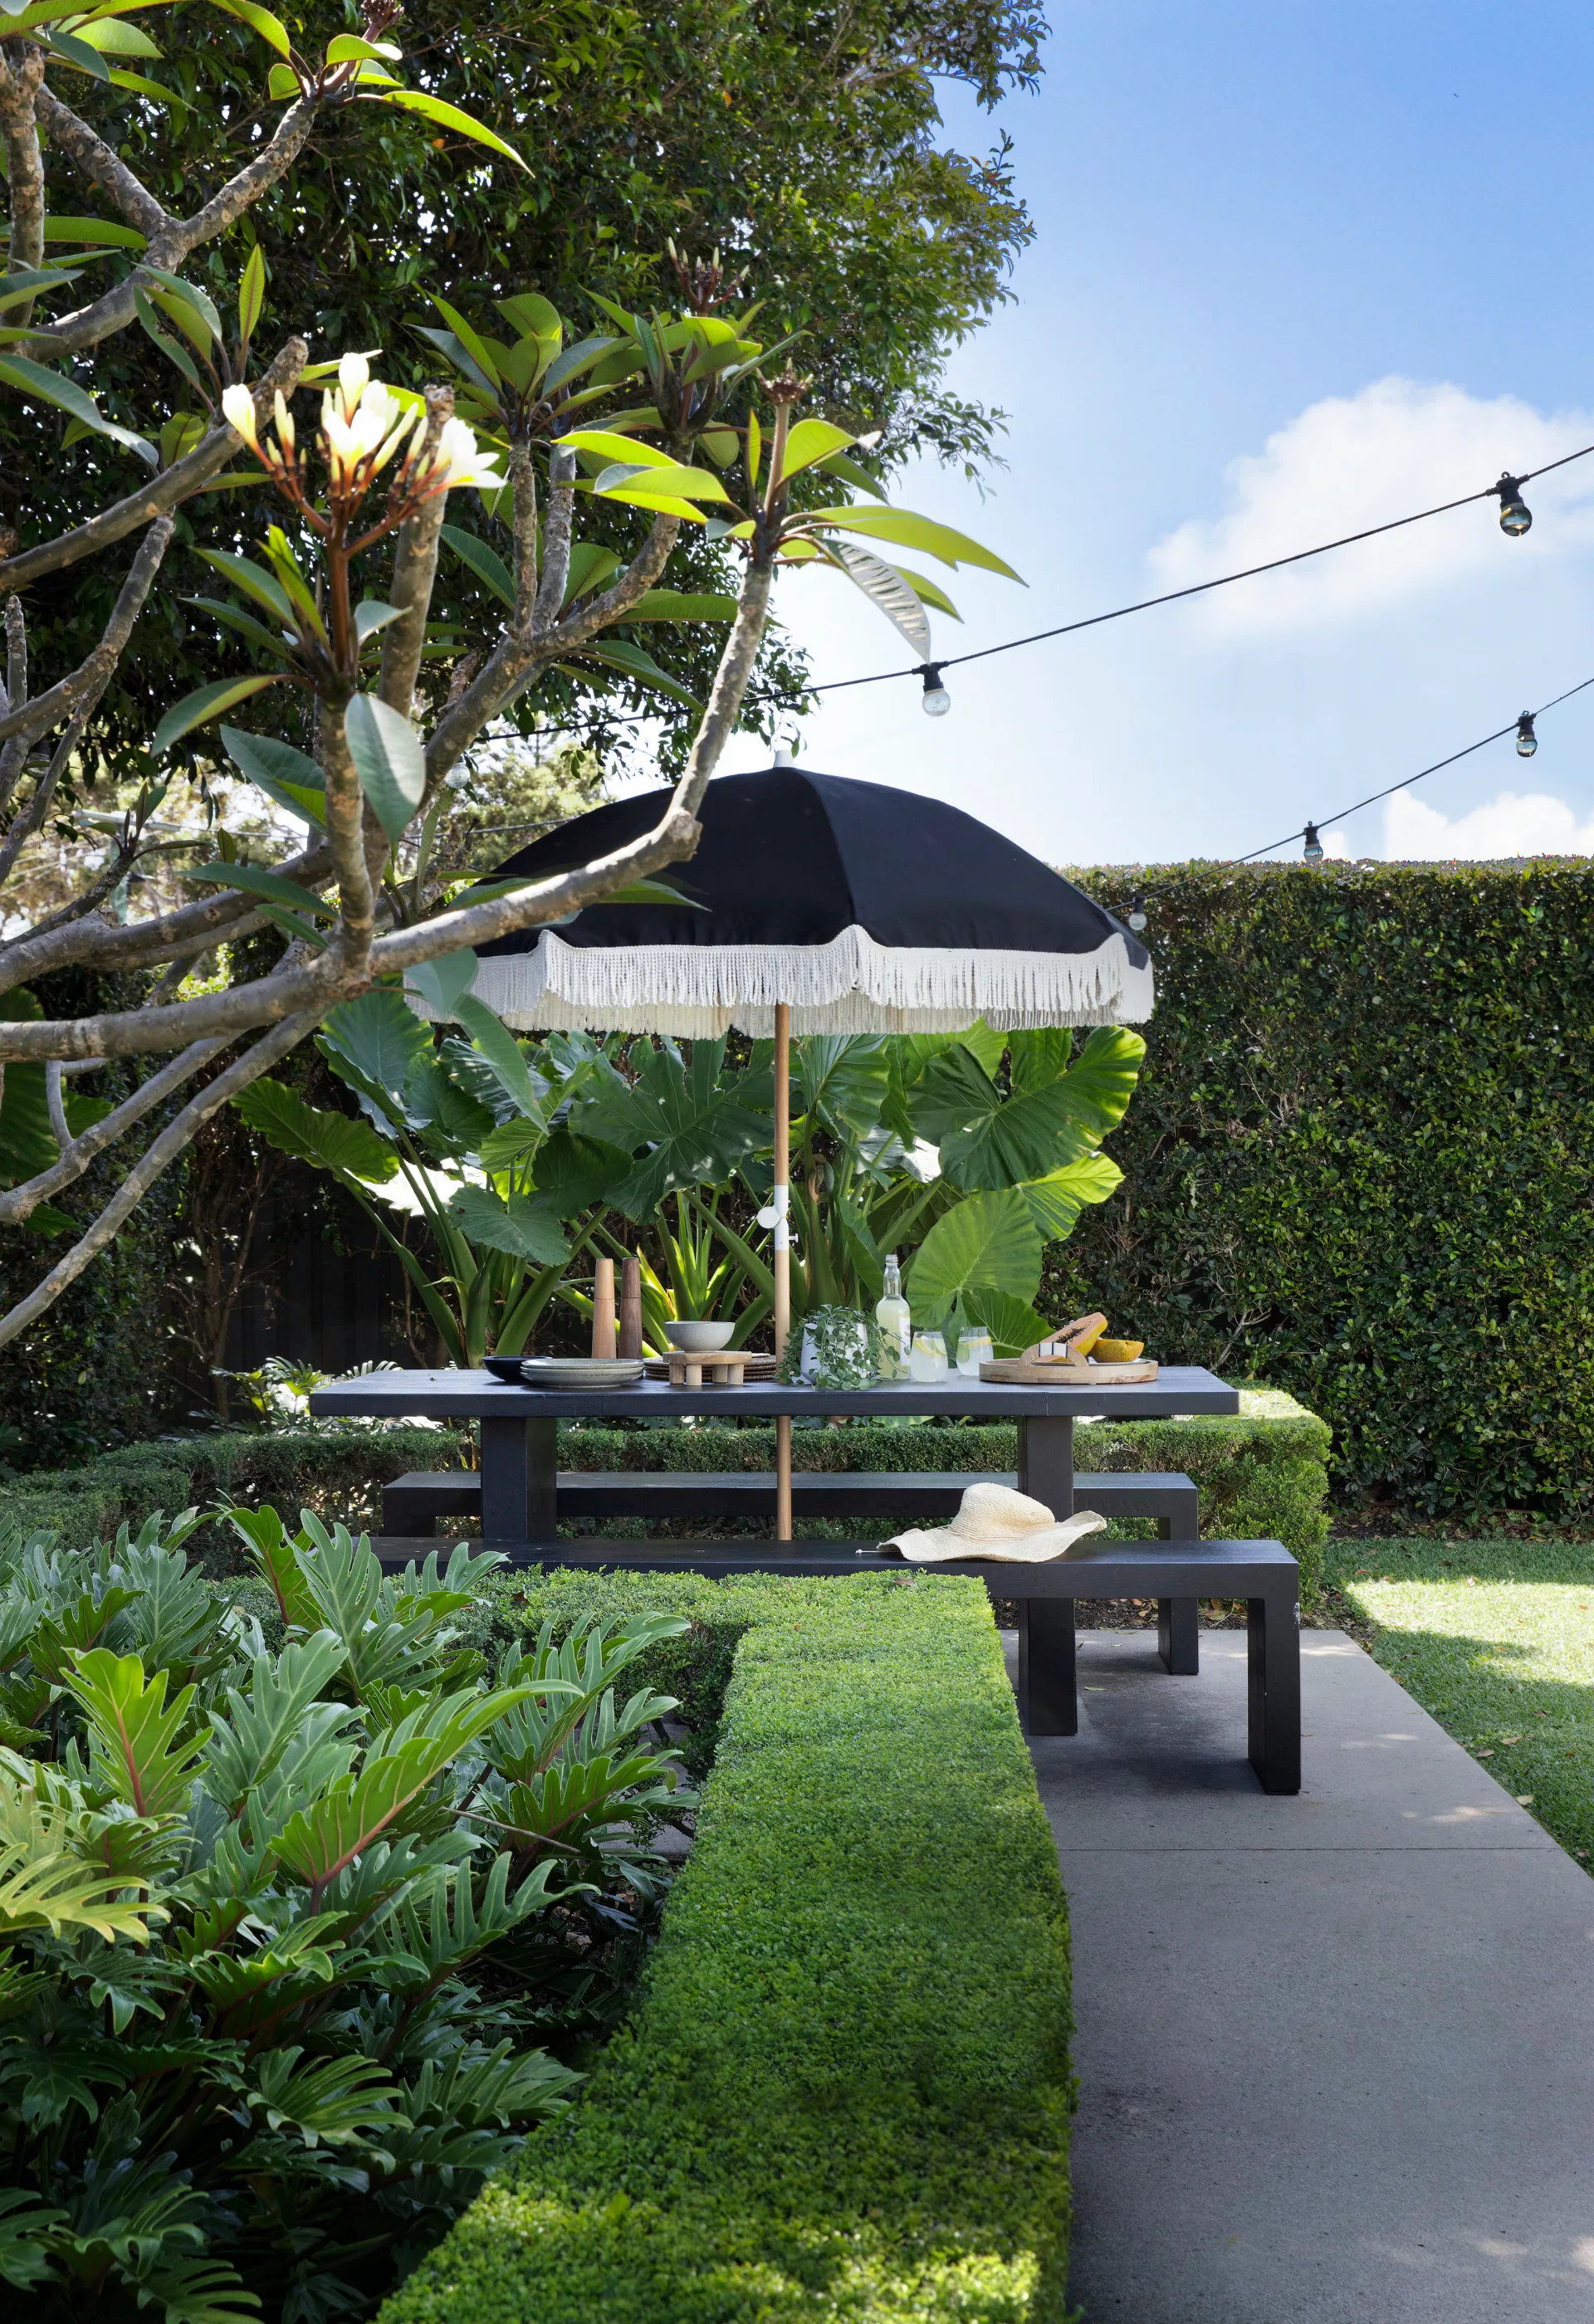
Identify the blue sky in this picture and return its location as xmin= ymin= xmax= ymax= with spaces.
xmin=710 ymin=0 xmax=1594 ymax=865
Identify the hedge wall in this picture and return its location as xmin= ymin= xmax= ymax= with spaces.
xmin=1055 ymin=861 xmax=1594 ymax=1521
xmin=381 ymin=1570 xmax=1075 ymax=2324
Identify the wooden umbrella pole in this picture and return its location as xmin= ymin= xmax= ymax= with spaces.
xmin=773 ymin=1001 xmax=792 ymax=1544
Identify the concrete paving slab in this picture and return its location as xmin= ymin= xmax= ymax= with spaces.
xmin=1007 ymin=1627 xmax=1594 ymax=2322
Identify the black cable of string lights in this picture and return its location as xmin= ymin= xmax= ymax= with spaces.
xmin=506 ymin=437 xmax=1594 ymax=745
xmin=1235 ymin=671 xmax=1594 ymax=862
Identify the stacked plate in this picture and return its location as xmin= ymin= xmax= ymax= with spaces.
xmin=488 ymin=1356 xmax=645 ymax=1389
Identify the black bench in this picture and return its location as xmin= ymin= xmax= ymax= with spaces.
xmin=381 ymin=1465 xmax=1209 ymax=1674
xmin=372 ymin=1533 xmax=1301 ymax=1794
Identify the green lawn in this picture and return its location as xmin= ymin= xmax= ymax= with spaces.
xmin=1325 ymin=1537 xmax=1594 ymax=1868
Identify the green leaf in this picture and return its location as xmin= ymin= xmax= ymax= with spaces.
xmin=562 ymin=542 xmax=622 ymax=603
xmin=0 ymin=351 xmax=156 ymax=466
xmin=107 ymin=67 xmax=191 ymax=108
xmin=590 ymin=458 xmax=732 ymax=505
xmin=815 ymin=447 xmax=887 ymax=500
xmin=795 ymin=1036 xmax=891 ymax=1143
xmin=0 ymin=2187 xmax=68 ymax=2290
xmin=325 ymin=31 xmax=403 ymax=62
xmin=181 ymin=595 xmax=291 ymax=662
xmin=800 ymin=503 xmax=1022 ymax=578
xmin=959 ymin=1286 xmax=1057 ymax=1359
xmin=557 ymin=427 xmax=680 ymax=469
xmin=0 ymin=266 xmax=83 ymax=316
xmin=572 ymin=1038 xmax=771 ymax=1223
xmin=206 ymin=0 xmax=292 ymax=59
xmin=621 ymin=589 xmax=736 ymax=622
xmin=775 ymin=416 xmax=856 ymax=484
xmin=266 ymin=59 xmax=299 ymax=98
xmin=518 ymin=1126 xmax=628 ymax=1213
xmin=345 ymin=693 xmax=425 ymax=842
xmin=354 ymin=598 xmax=403 ymax=643
xmin=69 ymin=1647 xmax=203 ymax=1819
xmin=184 ymin=862 xmax=338 ymax=920
xmin=219 ymin=724 xmax=325 ymax=824
xmin=1018 ymin=1154 xmax=1123 ymax=1241
xmin=232 ymin=1079 xmax=399 ymax=1182
xmin=447 ymin=1184 xmax=570 ymax=1265
xmin=140 ymin=261 xmax=223 ymax=345
xmin=134 ymin=290 xmax=208 ymax=392
xmin=452 ymin=994 xmax=542 ymax=1117
xmin=1008 ymin=1028 xmax=1073 ymax=1093
xmin=319 ymin=988 xmax=433 ymax=1101
xmin=42 ymin=215 xmax=147 ymax=249
xmin=441 ymin=523 xmax=516 ymax=609
xmin=406 ymin=948 xmax=479 ymax=1018
xmin=70 ymin=17 xmax=164 ymax=56
xmin=237 ymin=243 xmax=266 ymax=342
xmin=197 ymin=547 xmax=299 ymax=627
xmin=153 ymin=675 xmax=283 ymax=754
xmin=428 ymin=293 xmax=501 ymax=387
xmin=564 ymin=637 xmax=700 ymax=709
xmin=374 ymin=88 xmax=530 ymax=170
xmin=42 ymin=27 xmax=110 ymax=79
xmin=905 ymin=1188 xmax=1044 ymax=1326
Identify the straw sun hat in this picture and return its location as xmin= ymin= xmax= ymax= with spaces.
xmin=878 ymin=1482 xmax=1107 ymax=1565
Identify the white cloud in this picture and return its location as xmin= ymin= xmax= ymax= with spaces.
xmin=1385 ymin=788 xmax=1594 ymax=859
xmin=1147 ymin=378 xmax=1594 ymax=636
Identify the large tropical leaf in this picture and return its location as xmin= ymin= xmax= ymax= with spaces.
xmin=792 ymin=1036 xmax=891 ymax=1144
xmin=903 ymin=1187 xmax=1043 ymax=1326
xmin=1018 ymin=1154 xmax=1124 ymax=1241
xmin=572 ymin=1041 xmax=772 ymax=1223
xmin=927 ymin=1028 xmax=1144 ymax=1192
xmin=232 ymin=1081 xmax=398 ymax=1184
xmin=68 ymin=1648 xmax=204 ymax=1819
xmin=959 ymin=1286 xmax=1057 ymax=1359
xmin=319 ymin=989 xmax=433 ymax=1103
xmin=447 ymin=1185 xmax=570 ymax=1267
xmin=0 ymin=1782 xmax=163 ymax=1944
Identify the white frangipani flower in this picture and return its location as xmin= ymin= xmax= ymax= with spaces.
xmin=336 ymin=349 xmax=371 ymax=413
xmin=425 ymin=414 xmax=506 ymax=493
xmin=221 ymin=383 xmax=259 ymax=448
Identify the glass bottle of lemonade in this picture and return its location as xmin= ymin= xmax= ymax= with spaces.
xmin=875 ymin=1252 xmax=911 ymax=1379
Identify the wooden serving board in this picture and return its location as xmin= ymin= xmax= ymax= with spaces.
xmin=979 ymin=1358 xmax=1160 ymax=1386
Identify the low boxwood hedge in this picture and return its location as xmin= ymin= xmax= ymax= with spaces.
xmin=381 ymin=1569 xmax=1075 ymax=2324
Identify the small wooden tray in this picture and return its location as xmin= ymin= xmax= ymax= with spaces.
xmin=645 ymin=1350 xmax=779 ymax=1388
xmin=980 ymin=1357 xmax=1160 ymax=1386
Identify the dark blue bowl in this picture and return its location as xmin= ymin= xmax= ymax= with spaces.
xmin=483 ymin=1355 xmax=526 ymax=1384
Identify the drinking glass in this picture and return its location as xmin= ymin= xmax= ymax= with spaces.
xmin=908 ymin=1329 xmax=949 ymax=1382
xmin=956 ymin=1329 xmax=993 ymax=1377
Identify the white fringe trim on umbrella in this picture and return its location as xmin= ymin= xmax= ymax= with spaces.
xmin=413 ymin=925 xmax=1153 ymax=1035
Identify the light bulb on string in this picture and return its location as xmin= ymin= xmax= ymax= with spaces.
xmin=1303 ymin=823 xmax=1324 ymax=865
xmin=1127 ymin=891 xmax=1147 ymax=932
xmin=1494 ymin=473 xmax=1533 ymax=537
xmin=919 ymin=664 xmax=951 ymax=718
xmin=1516 ymin=711 xmax=1538 ymax=758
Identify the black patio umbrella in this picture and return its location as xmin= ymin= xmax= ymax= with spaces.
xmin=443 ymin=765 xmax=1152 ymax=1536
xmin=465 ymin=764 xmax=1152 ymax=1036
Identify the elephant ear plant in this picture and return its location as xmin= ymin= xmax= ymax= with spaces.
xmin=0 ymin=1506 xmax=692 ymax=2321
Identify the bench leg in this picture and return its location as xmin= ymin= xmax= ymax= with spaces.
xmin=480 ymin=1416 xmax=557 ymax=1544
xmin=1156 ymin=1595 xmax=1200 ymax=1675
xmin=1017 ymin=1597 xmax=1078 ymax=1736
xmin=1246 ymin=1589 xmax=1302 ymax=1795
xmin=1156 ymin=1492 xmax=1201 ymax=1674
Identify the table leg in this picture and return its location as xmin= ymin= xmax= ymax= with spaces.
xmin=1017 ymin=1416 xmax=1074 ymax=1516
xmin=1016 ymin=1597 xmax=1078 ymax=1736
xmin=480 ymin=1415 xmax=557 ymax=1545
xmin=1246 ymin=1589 xmax=1301 ymax=1795
xmin=1157 ymin=1492 xmax=1201 ymax=1676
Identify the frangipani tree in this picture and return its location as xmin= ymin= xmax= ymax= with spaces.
xmin=0 ymin=2 xmax=1020 ymax=1351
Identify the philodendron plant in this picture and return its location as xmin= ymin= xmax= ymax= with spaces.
xmin=0 ymin=1506 xmax=692 ymax=2321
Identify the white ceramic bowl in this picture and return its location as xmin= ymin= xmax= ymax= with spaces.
xmin=663 ymin=1321 xmax=736 ymax=1354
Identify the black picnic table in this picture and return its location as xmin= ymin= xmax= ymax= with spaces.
xmin=308 ymin=1365 xmax=1300 ymax=1792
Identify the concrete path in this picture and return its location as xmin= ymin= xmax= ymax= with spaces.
xmin=1008 ymin=1626 xmax=1594 ymax=2323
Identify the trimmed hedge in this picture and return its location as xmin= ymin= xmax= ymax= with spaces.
xmin=381 ymin=1570 xmax=1074 ymax=2324
xmin=0 ymin=1428 xmax=457 ymax=1565
xmin=1057 ymin=861 xmax=1594 ymax=1519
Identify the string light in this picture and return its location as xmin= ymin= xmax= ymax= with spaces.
xmin=1303 ymin=823 xmax=1324 ymax=865
xmin=1127 ymin=892 xmax=1147 ymax=931
xmin=1494 ymin=473 xmax=1533 ymax=537
xmin=501 ymin=437 xmax=1594 ymax=746
xmin=1239 ymin=671 xmax=1594 ymax=862
xmin=1515 ymin=711 xmax=1538 ymax=758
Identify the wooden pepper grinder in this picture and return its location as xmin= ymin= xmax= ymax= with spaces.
xmin=619 ymin=1255 xmax=643 ymax=1360
xmin=591 ymin=1256 xmax=617 ymax=1358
